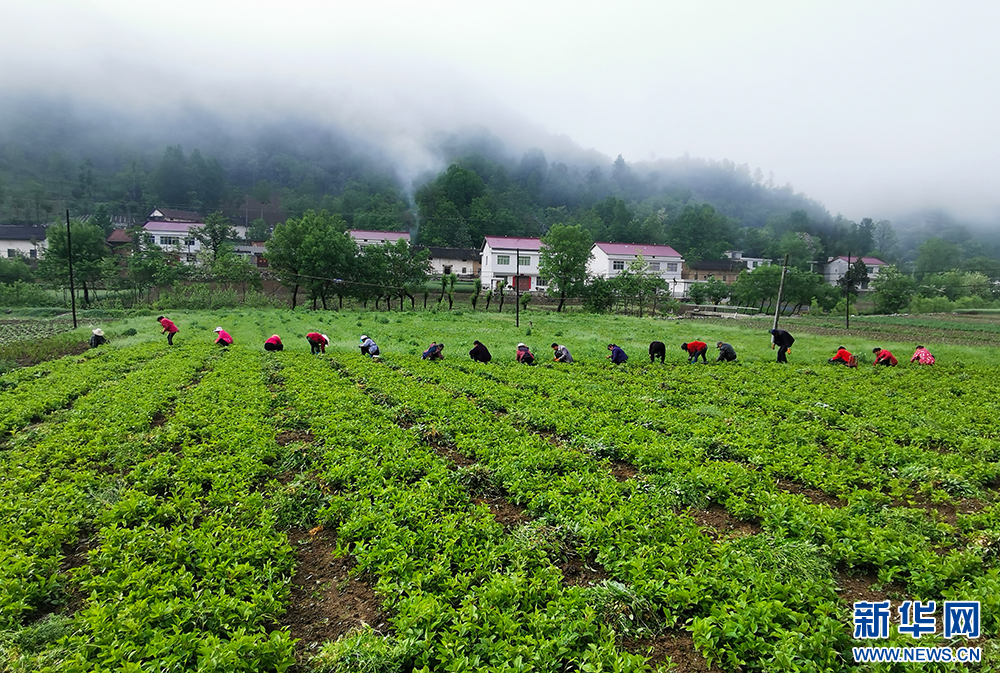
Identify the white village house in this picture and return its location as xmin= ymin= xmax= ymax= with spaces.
xmin=347 ymin=229 xmax=411 ymax=248
xmin=821 ymin=255 xmax=887 ymax=290
xmin=416 ymin=246 xmax=481 ymax=279
xmin=142 ymin=210 xmax=248 ymax=263
xmin=0 ymin=225 xmax=48 ymax=260
xmin=724 ymin=250 xmax=770 ymax=271
xmin=480 ymin=236 xmax=543 ymax=291
xmin=587 ymin=242 xmax=686 ymax=298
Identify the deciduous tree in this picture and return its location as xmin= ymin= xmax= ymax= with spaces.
xmin=539 ymin=223 xmax=593 ymax=312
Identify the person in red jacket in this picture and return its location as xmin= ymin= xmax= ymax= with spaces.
xmin=872 ymin=347 xmax=897 ymax=366
xmin=264 ymin=334 xmax=283 ymax=352
xmin=681 ymin=340 xmax=708 ymax=364
xmin=213 ymin=327 xmax=233 ymax=347
xmin=828 ymin=346 xmax=854 ymax=366
xmin=157 ymin=316 xmax=179 ymax=345
xmin=306 ymin=332 xmax=328 ymax=355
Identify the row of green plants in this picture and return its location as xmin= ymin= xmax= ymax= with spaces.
xmin=329 ymin=356 xmax=855 ymax=671
xmin=1 ymin=346 xmax=300 ymax=671
xmin=0 ymin=344 xmax=211 ymax=634
xmin=57 ymin=348 xmax=296 ymax=672
xmin=343 ymin=354 xmax=998 ymax=670
xmin=3 ymin=337 xmax=997 ymax=671
xmin=0 ymin=342 xmax=161 ymax=435
xmin=276 ymin=354 xmax=650 ymax=672
xmin=436 ymin=358 xmax=1000 ymax=502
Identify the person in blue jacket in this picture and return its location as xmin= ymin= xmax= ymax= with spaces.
xmin=606 ymin=343 xmax=628 ymax=364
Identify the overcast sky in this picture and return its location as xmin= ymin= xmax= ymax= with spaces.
xmin=2 ymin=1 xmax=999 ymax=222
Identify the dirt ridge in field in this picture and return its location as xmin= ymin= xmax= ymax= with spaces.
xmin=283 ymin=528 xmax=389 ymax=662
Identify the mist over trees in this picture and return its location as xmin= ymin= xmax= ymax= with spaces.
xmin=2 ymin=95 xmax=1000 ymax=284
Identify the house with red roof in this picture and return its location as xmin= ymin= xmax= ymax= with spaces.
xmin=141 ymin=208 xmax=248 ymax=263
xmin=480 ymin=236 xmax=543 ymax=291
xmin=587 ymin=242 xmax=685 ymax=297
xmin=821 ymin=255 xmax=887 ymax=290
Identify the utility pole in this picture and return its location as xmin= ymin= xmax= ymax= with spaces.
xmin=845 ymin=253 xmax=852 ymax=330
xmin=66 ymin=210 xmax=78 ymax=329
xmin=515 ymin=247 xmax=521 ymax=328
xmin=772 ymin=254 xmax=789 ymax=331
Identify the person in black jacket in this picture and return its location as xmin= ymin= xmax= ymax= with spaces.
xmin=770 ymin=328 xmax=794 ymax=363
xmin=89 ymin=329 xmax=107 ymax=348
xmin=716 ymin=341 xmax=737 ymax=362
xmin=649 ymin=341 xmax=666 ymax=363
xmin=469 ymin=340 xmax=492 ymax=363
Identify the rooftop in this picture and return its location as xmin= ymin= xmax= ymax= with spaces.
xmin=482 ymin=236 xmax=542 ymax=251
xmin=0 ymin=225 xmax=49 ymax=241
xmin=593 ymin=242 xmax=682 ymax=258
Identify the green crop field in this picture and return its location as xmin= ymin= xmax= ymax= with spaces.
xmin=1 ymin=309 xmax=998 ymax=672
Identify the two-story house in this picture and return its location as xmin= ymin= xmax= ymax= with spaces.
xmin=480 ymin=236 xmax=543 ymax=291
xmin=821 ymin=256 xmax=887 ymax=290
xmin=587 ymin=242 xmax=685 ymax=297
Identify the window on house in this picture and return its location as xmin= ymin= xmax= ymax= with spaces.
xmin=518 ymin=256 xmax=530 ymax=266
xmin=497 ymin=255 xmax=510 ymax=265
xmin=867 ymin=267 xmax=874 ymax=274
xmin=6 ymin=249 xmax=15 ymax=258
xmin=461 ymin=267 xmax=467 ymax=274
xmin=667 ymin=262 xmax=678 ymax=272
xmin=612 ymin=260 xmax=625 ymax=270
xmin=537 ymin=277 xmax=548 ymax=288
xmin=144 ymin=235 xmax=154 ymax=245
xmin=185 ymin=238 xmax=195 ymax=246
xmin=160 ymin=236 xmax=180 ymax=246
xmin=29 ymin=249 xmax=37 ymax=259
xmin=443 ymin=265 xmax=452 ymax=275
xmin=648 ymin=262 xmax=660 ymax=271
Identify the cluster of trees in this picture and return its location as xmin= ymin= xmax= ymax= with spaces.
xmin=0 ymin=213 xmax=262 ymax=307
xmin=265 ymin=210 xmax=430 ymax=310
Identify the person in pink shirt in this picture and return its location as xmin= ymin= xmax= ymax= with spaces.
xmin=213 ymin=327 xmax=233 ymax=347
xmin=264 ymin=334 xmax=283 ymax=352
xmin=157 ymin=316 xmax=179 ymax=345
xmin=911 ymin=345 xmax=935 ymax=365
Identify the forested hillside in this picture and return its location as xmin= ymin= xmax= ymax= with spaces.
xmin=1 ymin=96 xmax=998 ymax=270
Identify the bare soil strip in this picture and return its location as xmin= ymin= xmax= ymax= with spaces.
xmin=283 ymin=528 xmax=389 ymax=661
xmin=623 ymin=631 xmax=724 ymax=673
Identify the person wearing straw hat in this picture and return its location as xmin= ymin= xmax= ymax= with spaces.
xmin=359 ymin=334 xmax=380 ymax=359
xmin=213 ymin=327 xmax=233 ymax=347
xmin=89 ymin=328 xmax=106 ymax=348
xmin=264 ymin=334 xmax=283 ymax=352
xmin=306 ymin=332 xmax=328 ymax=354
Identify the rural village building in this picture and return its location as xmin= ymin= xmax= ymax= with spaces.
xmin=416 ymin=246 xmax=481 ymax=279
xmin=347 ymin=229 xmax=411 ymax=248
xmin=587 ymin=242 xmax=685 ymax=298
xmin=724 ymin=250 xmax=769 ymax=271
xmin=681 ymin=259 xmax=748 ymax=285
xmin=0 ymin=225 xmax=48 ymax=260
xmin=141 ymin=209 xmax=248 ymax=263
xmin=480 ymin=236 xmax=543 ymax=291
xmin=821 ymin=255 xmax=887 ymax=290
